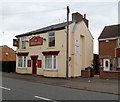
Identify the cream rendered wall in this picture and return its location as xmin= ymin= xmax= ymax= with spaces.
xmin=70 ymin=23 xmax=82 ymax=77
xmin=16 ymin=28 xmax=68 ymax=77
xmin=78 ymin=21 xmax=93 ymax=69
xmin=68 ymin=22 xmax=76 ymax=77
xmin=70 ymin=21 xmax=93 ymax=77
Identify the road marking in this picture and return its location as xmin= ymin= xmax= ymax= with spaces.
xmin=34 ymin=96 xmax=57 ymax=102
xmin=0 ymin=86 xmax=11 ymax=91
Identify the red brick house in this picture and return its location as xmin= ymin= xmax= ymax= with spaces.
xmin=98 ymin=24 xmax=120 ymax=78
xmin=0 ymin=45 xmax=16 ymax=72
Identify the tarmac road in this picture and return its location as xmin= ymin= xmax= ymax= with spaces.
xmin=1 ymin=76 xmax=119 ymax=101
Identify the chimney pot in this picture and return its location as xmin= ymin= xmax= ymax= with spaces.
xmin=72 ymin=12 xmax=89 ymax=27
xmin=84 ymin=14 xmax=86 ymax=19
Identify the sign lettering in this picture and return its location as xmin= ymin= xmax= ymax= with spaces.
xmin=29 ymin=36 xmax=43 ymax=46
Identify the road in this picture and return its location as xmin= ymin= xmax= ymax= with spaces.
xmin=1 ymin=76 xmax=119 ymax=101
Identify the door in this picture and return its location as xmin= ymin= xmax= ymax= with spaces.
xmin=31 ymin=56 xmax=38 ymax=74
xmin=103 ymin=59 xmax=110 ymax=71
xmin=32 ymin=59 xmax=37 ymax=74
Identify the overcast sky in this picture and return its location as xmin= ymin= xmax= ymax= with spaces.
xmin=0 ymin=0 xmax=119 ymax=54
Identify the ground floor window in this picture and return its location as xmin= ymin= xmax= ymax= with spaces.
xmin=44 ymin=55 xmax=57 ymax=70
xmin=18 ymin=56 xmax=28 ymax=68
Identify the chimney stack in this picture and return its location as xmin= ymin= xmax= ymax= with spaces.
xmin=72 ymin=12 xmax=89 ymax=27
xmin=72 ymin=12 xmax=83 ymax=23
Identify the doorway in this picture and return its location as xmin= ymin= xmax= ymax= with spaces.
xmin=31 ymin=56 xmax=38 ymax=74
xmin=103 ymin=59 xmax=110 ymax=71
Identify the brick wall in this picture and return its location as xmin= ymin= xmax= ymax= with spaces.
xmin=99 ymin=39 xmax=118 ymax=71
xmin=100 ymin=68 xmax=120 ymax=78
xmin=0 ymin=45 xmax=16 ymax=61
xmin=116 ymin=68 xmax=120 ymax=71
xmin=81 ymin=68 xmax=91 ymax=77
xmin=99 ymin=40 xmax=117 ymax=57
xmin=116 ymin=48 xmax=120 ymax=57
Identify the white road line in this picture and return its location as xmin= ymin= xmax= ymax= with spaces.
xmin=34 ymin=96 xmax=57 ymax=102
xmin=0 ymin=86 xmax=11 ymax=91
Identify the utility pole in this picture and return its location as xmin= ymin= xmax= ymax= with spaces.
xmin=66 ymin=6 xmax=70 ymax=80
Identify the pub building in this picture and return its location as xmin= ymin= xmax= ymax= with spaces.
xmin=13 ymin=12 xmax=93 ymax=78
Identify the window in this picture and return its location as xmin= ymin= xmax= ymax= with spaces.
xmin=117 ymin=58 xmax=120 ymax=67
xmin=21 ymin=37 xmax=26 ymax=49
xmin=18 ymin=38 xmax=20 ymax=49
xmin=100 ymin=59 xmax=103 ymax=67
xmin=18 ymin=56 xmax=28 ymax=68
xmin=105 ymin=61 xmax=108 ymax=67
xmin=117 ymin=39 xmax=120 ymax=48
xmin=18 ymin=56 xmax=22 ymax=67
xmin=48 ymin=32 xmax=55 ymax=47
xmin=45 ymin=56 xmax=52 ymax=69
xmin=44 ymin=55 xmax=57 ymax=70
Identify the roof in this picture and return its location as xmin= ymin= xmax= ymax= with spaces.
xmin=98 ymin=24 xmax=120 ymax=39
xmin=15 ymin=21 xmax=73 ymax=37
xmin=0 ymin=45 xmax=15 ymax=52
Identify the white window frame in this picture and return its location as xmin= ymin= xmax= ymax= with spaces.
xmin=17 ymin=56 xmax=28 ymax=68
xmin=117 ymin=58 xmax=120 ymax=68
xmin=48 ymin=32 xmax=55 ymax=47
xmin=44 ymin=55 xmax=58 ymax=70
xmin=117 ymin=38 xmax=120 ymax=48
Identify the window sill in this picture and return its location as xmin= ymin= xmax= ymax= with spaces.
xmin=43 ymin=69 xmax=58 ymax=71
xmin=18 ymin=49 xmax=27 ymax=51
xmin=21 ymin=48 xmax=27 ymax=50
xmin=47 ymin=47 xmax=55 ymax=49
xmin=17 ymin=67 xmax=28 ymax=69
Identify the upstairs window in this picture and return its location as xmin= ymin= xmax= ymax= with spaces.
xmin=117 ymin=39 xmax=120 ymax=48
xmin=48 ymin=32 xmax=55 ymax=47
xmin=21 ymin=37 xmax=26 ymax=49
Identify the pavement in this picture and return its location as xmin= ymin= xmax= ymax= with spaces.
xmin=1 ymin=72 xmax=119 ymax=95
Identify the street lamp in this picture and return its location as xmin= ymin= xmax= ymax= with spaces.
xmin=5 ymin=52 xmax=9 ymax=56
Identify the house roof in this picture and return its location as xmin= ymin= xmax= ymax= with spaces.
xmin=15 ymin=21 xmax=73 ymax=37
xmin=98 ymin=24 xmax=120 ymax=39
xmin=0 ymin=45 xmax=15 ymax=52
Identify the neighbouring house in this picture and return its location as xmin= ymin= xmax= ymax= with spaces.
xmin=13 ymin=12 xmax=93 ymax=78
xmin=98 ymin=24 xmax=120 ymax=78
xmin=0 ymin=45 xmax=16 ymax=72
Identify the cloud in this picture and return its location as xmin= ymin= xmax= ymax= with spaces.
xmin=1 ymin=1 xmax=119 ymax=53
xmin=2 ymin=0 xmax=119 ymax=2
